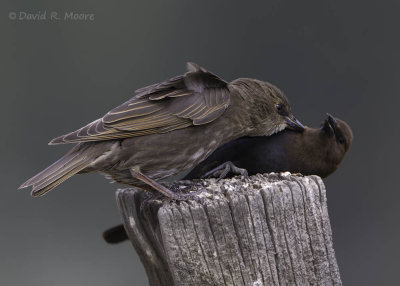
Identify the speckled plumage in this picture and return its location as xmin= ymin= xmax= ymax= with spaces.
xmin=19 ymin=62 xmax=303 ymax=197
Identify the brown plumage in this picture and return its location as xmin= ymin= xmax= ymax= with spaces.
xmin=49 ymin=64 xmax=231 ymax=144
xmin=19 ymin=62 xmax=304 ymax=198
xmin=185 ymin=114 xmax=353 ymax=180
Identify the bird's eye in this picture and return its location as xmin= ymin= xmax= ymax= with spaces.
xmin=276 ymin=104 xmax=283 ymax=112
xmin=338 ymin=137 xmax=345 ymax=144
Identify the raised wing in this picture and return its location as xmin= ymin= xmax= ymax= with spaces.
xmin=49 ymin=63 xmax=231 ymax=144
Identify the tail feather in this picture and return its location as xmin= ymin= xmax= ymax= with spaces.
xmin=31 ymin=162 xmax=91 ymax=197
xmin=32 ymin=155 xmax=86 ymax=188
xmin=19 ymin=144 xmax=94 ymax=197
xmin=19 ymin=152 xmax=81 ymax=188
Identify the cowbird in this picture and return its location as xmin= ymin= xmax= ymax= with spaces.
xmin=19 ymin=62 xmax=304 ymax=199
xmin=103 ymin=114 xmax=352 ymax=244
xmin=185 ymin=114 xmax=353 ymax=179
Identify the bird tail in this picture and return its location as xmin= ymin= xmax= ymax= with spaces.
xmin=19 ymin=144 xmax=94 ymax=197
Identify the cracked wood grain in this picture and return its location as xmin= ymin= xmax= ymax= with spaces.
xmin=116 ymin=173 xmax=342 ymax=286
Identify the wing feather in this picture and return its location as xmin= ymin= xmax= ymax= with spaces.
xmin=49 ymin=63 xmax=231 ymax=145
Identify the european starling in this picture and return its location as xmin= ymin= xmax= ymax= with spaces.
xmin=19 ymin=62 xmax=304 ymax=199
xmin=185 ymin=114 xmax=353 ymax=179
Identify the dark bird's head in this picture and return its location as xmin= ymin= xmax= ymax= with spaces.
xmin=319 ymin=113 xmax=353 ymax=169
xmin=229 ymin=78 xmax=304 ymax=137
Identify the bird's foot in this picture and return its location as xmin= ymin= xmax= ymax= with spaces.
xmin=130 ymin=167 xmax=206 ymax=201
xmin=152 ymin=185 xmax=204 ymax=202
xmin=201 ymin=161 xmax=248 ymax=180
xmin=167 ymin=184 xmax=205 ymax=202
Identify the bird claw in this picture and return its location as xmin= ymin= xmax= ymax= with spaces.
xmin=201 ymin=161 xmax=248 ymax=180
xmin=170 ymin=189 xmax=205 ymax=202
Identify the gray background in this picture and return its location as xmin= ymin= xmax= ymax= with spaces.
xmin=1 ymin=0 xmax=399 ymax=285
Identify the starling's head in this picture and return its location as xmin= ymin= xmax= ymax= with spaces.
xmin=320 ymin=114 xmax=353 ymax=166
xmin=230 ymin=78 xmax=304 ymax=136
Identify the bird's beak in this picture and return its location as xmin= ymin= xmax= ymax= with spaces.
xmin=326 ymin=113 xmax=338 ymax=133
xmin=321 ymin=113 xmax=337 ymax=137
xmin=285 ymin=116 xmax=305 ymax=132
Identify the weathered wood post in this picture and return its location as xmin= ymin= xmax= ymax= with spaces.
xmin=116 ymin=173 xmax=342 ymax=286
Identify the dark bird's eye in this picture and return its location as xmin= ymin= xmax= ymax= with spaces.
xmin=338 ymin=137 xmax=345 ymax=144
xmin=276 ymin=104 xmax=283 ymax=112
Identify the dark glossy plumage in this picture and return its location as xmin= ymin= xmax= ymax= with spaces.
xmin=184 ymin=115 xmax=353 ymax=180
xmin=19 ymin=62 xmax=304 ymax=197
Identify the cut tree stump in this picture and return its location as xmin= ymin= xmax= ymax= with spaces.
xmin=116 ymin=173 xmax=342 ymax=286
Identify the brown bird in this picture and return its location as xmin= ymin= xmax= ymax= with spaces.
xmin=103 ymin=114 xmax=352 ymax=244
xmin=19 ymin=62 xmax=304 ymax=199
xmin=185 ymin=114 xmax=353 ymax=180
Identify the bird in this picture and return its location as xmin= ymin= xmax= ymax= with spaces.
xmin=184 ymin=114 xmax=353 ymax=180
xmin=19 ymin=62 xmax=304 ymax=199
xmin=102 ymin=114 xmax=352 ymax=244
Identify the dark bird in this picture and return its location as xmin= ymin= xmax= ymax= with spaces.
xmin=102 ymin=114 xmax=352 ymax=244
xmin=19 ymin=62 xmax=304 ymax=199
xmin=184 ymin=114 xmax=353 ymax=180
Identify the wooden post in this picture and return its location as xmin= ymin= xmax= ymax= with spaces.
xmin=116 ymin=173 xmax=342 ymax=286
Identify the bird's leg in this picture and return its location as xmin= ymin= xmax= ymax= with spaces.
xmin=129 ymin=167 xmax=200 ymax=200
xmin=201 ymin=161 xmax=248 ymax=180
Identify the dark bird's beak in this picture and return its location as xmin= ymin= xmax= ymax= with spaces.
xmin=321 ymin=113 xmax=338 ymax=136
xmin=326 ymin=113 xmax=338 ymax=132
xmin=286 ymin=116 xmax=305 ymax=132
